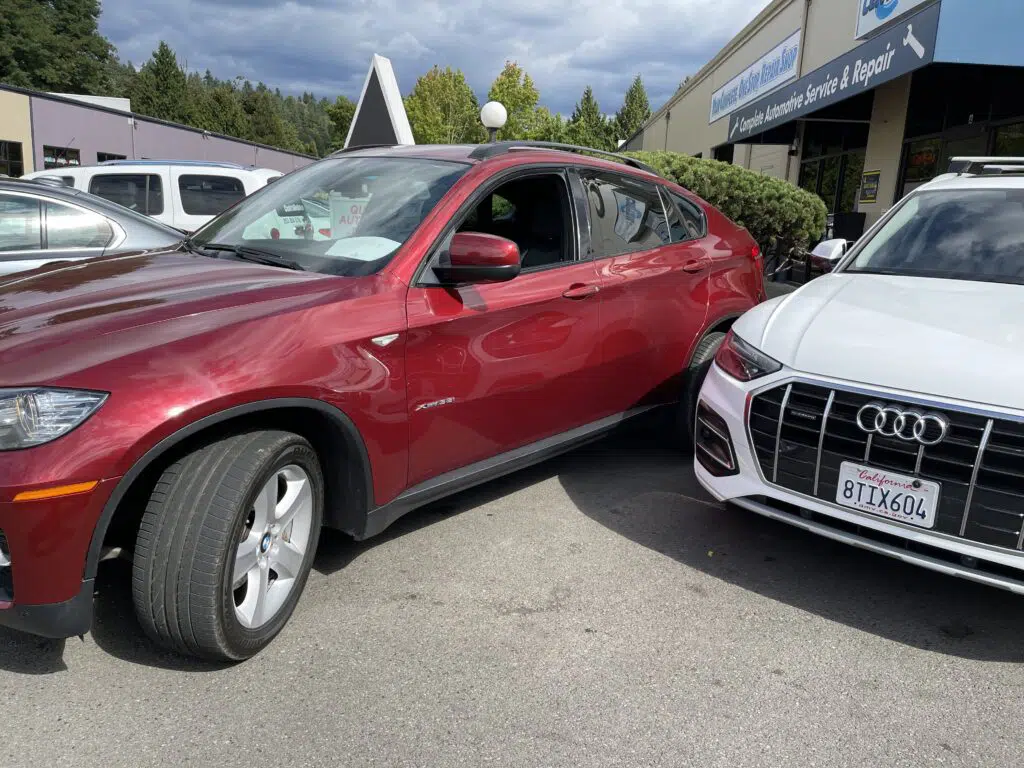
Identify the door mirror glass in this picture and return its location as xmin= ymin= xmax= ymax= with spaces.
xmin=433 ymin=231 xmax=521 ymax=285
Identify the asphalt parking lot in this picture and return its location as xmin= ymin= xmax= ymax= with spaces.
xmin=3 ymin=425 xmax=1023 ymax=768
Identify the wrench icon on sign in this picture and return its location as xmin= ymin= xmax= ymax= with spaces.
xmin=903 ymin=24 xmax=926 ymax=59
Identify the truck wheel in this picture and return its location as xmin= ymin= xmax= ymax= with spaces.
xmin=676 ymin=331 xmax=727 ymax=453
xmin=132 ymin=431 xmax=323 ymax=661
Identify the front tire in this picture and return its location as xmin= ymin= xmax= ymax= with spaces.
xmin=132 ymin=431 xmax=324 ymax=661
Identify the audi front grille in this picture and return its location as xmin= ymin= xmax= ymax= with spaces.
xmin=748 ymin=381 xmax=1024 ymax=551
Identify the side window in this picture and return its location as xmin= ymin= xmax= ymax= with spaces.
xmin=443 ymin=172 xmax=573 ymax=274
xmin=663 ymin=189 xmax=707 ymax=242
xmin=0 ymin=194 xmax=42 ymax=252
xmin=178 ymin=174 xmax=247 ymax=216
xmin=582 ymin=173 xmax=670 ymax=258
xmin=89 ymin=174 xmax=164 ymax=216
xmin=492 ymin=193 xmax=514 ymax=221
xmin=45 ymin=201 xmax=114 ymax=249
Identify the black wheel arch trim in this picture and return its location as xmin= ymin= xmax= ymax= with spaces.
xmin=688 ymin=312 xmax=741 ymax=367
xmin=83 ymin=397 xmax=374 ymax=581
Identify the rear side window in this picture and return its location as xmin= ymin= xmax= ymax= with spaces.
xmin=89 ymin=174 xmax=164 ymax=215
xmin=45 ymin=201 xmax=114 ymax=249
xmin=663 ymin=190 xmax=707 ymax=242
xmin=178 ymin=174 xmax=246 ymax=216
xmin=0 ymin=194 xmax=42 ymax=251
xmin=581 ymin=172 xmax=670 ymax=258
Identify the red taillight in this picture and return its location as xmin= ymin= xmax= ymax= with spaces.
xmin=750 ymin=243 xmax=766 ymax=300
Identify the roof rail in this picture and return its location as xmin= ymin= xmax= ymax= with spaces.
xmin=328 ymin=143 xmax=397 ymax=157
xmin=469 ymin=141 xmax=658 ymax=174
xmin=96 ymin=159 xmax=255 ymax=170
xmin=949 ymin=156 xmax=1024 ymax=175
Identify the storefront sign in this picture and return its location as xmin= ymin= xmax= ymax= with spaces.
xmin=728 ymin=2 xmax=940 ymax=143
xmin=859 ymin=170 xmax=882 ymax=204
xmin=857 ymin=0 xmax=934 ymax=39
xmin=709 ymin=30 xmax=802 ymax=124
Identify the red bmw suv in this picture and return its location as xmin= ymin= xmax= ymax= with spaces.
xmin=0 ymin=142 xmax=763 ymax=661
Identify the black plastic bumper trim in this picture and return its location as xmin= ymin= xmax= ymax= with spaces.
xmin=0 ymin=580 xmax=94 ymax=639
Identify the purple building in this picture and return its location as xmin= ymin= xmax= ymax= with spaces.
xmin=0 ymin=84 xmax=315 ymax=177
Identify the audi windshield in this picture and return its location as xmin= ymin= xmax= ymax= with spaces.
xmin=844 ymin=188 xmax=1024 ymax=285
xmin=189 ymin=156 xmax=469 ymax=275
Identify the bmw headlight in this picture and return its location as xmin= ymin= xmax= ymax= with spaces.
xmin=0 ymin=389 xmax=108 ymax=450
xmin=714 ymin=329 xmax=782 ymax=382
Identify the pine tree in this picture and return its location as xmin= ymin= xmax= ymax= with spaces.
xmin=614 ymin=75 xmax=651 ymax=142
xmin=131 ymin=42 xmax=187 ymax=123
xmin=326 ymin=95 xmax=357 ymax=150
xmin=0 ymin=0 xmax=112 ymax=92
xmin=566 ymin=86 xmax=612 ymax=150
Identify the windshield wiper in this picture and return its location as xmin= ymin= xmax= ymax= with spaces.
xmin=188 ymin=241 xmax=306 ymax=271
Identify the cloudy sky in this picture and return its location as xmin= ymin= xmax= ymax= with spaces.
xmin=99 ymin=0 xmax=772 ymax=116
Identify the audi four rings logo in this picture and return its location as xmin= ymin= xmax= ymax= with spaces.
xmin=856 ymin=403 xmax=949 ymax=446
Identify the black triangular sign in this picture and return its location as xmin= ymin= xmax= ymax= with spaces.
xmin=345 ymin=54 xmax=414 ymax=147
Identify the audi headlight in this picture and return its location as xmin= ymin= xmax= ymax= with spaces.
xmin=714 ymin=329 xmax=782 ymax=382
xmin=0 ymin=389 xmax=108 ymax=450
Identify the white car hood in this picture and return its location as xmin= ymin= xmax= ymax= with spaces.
xmin=734 ymin=273 xmax=1024 ymax=410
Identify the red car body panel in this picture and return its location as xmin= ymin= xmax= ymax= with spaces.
xmin=405 ymin=258 xmax=605 ymax=484
xmin=0 ymin=145 xmax=763 ymax=631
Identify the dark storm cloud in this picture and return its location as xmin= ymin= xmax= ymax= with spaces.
xmin=99 ymin=0 xmax=770 ymax=115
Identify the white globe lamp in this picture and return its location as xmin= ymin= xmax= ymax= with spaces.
xmin=480 ymin=101 xmax=507 ymax=143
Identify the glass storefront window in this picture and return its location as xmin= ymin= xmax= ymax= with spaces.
xmin=799 ymin=161 xmax=819 ymax=195
xmin=904 ymin=139 xmax=942 ymax=184
xmin=839 ymin=151 xmax=865 ymax=214
xmin=0 ymin=141 xmax=23 ymax=178
xmin=819 ymin=156 xmax=842 ymax=212
xmin=994 ymin=123 xmax=1024 ymax=156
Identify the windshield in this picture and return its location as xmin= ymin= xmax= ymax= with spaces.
xmin=844 ymin=188 xmax=1024 ymax=285
xmin=190 ymin=156 xmax=469 ymax=275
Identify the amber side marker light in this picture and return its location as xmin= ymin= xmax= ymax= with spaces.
xmin=14 ymin=480 xmax=99 ymax=502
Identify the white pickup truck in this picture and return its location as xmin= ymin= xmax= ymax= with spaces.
xmin=22 ymin=160 xmax=282 ymax=233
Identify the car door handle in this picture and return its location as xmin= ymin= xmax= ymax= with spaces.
xmin=681 ymin=259 xmax=707 ymax=273
xmin=562 ymin=284 xmax=600 ymax=300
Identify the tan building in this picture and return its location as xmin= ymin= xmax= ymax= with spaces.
xmin=624 ymin=0 xmax=1024 ymax=237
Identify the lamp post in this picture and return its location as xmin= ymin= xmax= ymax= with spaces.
xmin=480 ymin=101 xmax=507 ymax=143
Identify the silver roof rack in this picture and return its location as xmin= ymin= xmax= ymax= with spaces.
xmin=949 ymin=156 xmax=1024 ymax=175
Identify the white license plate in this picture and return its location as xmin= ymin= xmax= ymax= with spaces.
xmin=835 ymin=462 xmax=940 ymax=529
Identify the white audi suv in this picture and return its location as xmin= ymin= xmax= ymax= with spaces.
xmin=694 ymin=158 xmax=1024 ymax=594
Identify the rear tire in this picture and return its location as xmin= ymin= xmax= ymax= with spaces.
xmin=132 ymin=430 xmax=323 ymax=662
xmin=675 ymin=331 xmax=727 ymax=453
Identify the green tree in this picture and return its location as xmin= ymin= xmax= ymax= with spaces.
xmin=0 ymin=0 xmax=112 ymax=93
xmin=404 ymin=66 xmax=485 ymax=145
xmin=486 ymin=61 xmax=540 ymax=141
xmin=614 ymin=75 xmax=651 ymax=143
xmin=207 ymin=84 xmax=251 ymax=138
xmin=565 ymin=86 xmax=612 ymax=150
xmin=131 ymin=42 xmax=187 ymax=123
xmin=326 ymin=95 xmax=356 ymax=150
xmin=529 ymin=107 xmax=567 ymax=143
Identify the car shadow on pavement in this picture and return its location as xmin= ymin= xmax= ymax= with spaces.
xmin=556 ymin=422 xmax=1024 ymax=664
xmin=0 ymin=630 xmax=69 ymax=674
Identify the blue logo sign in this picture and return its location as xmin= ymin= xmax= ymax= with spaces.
xmin=863 ymin=0 xmax=899 ymax=20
